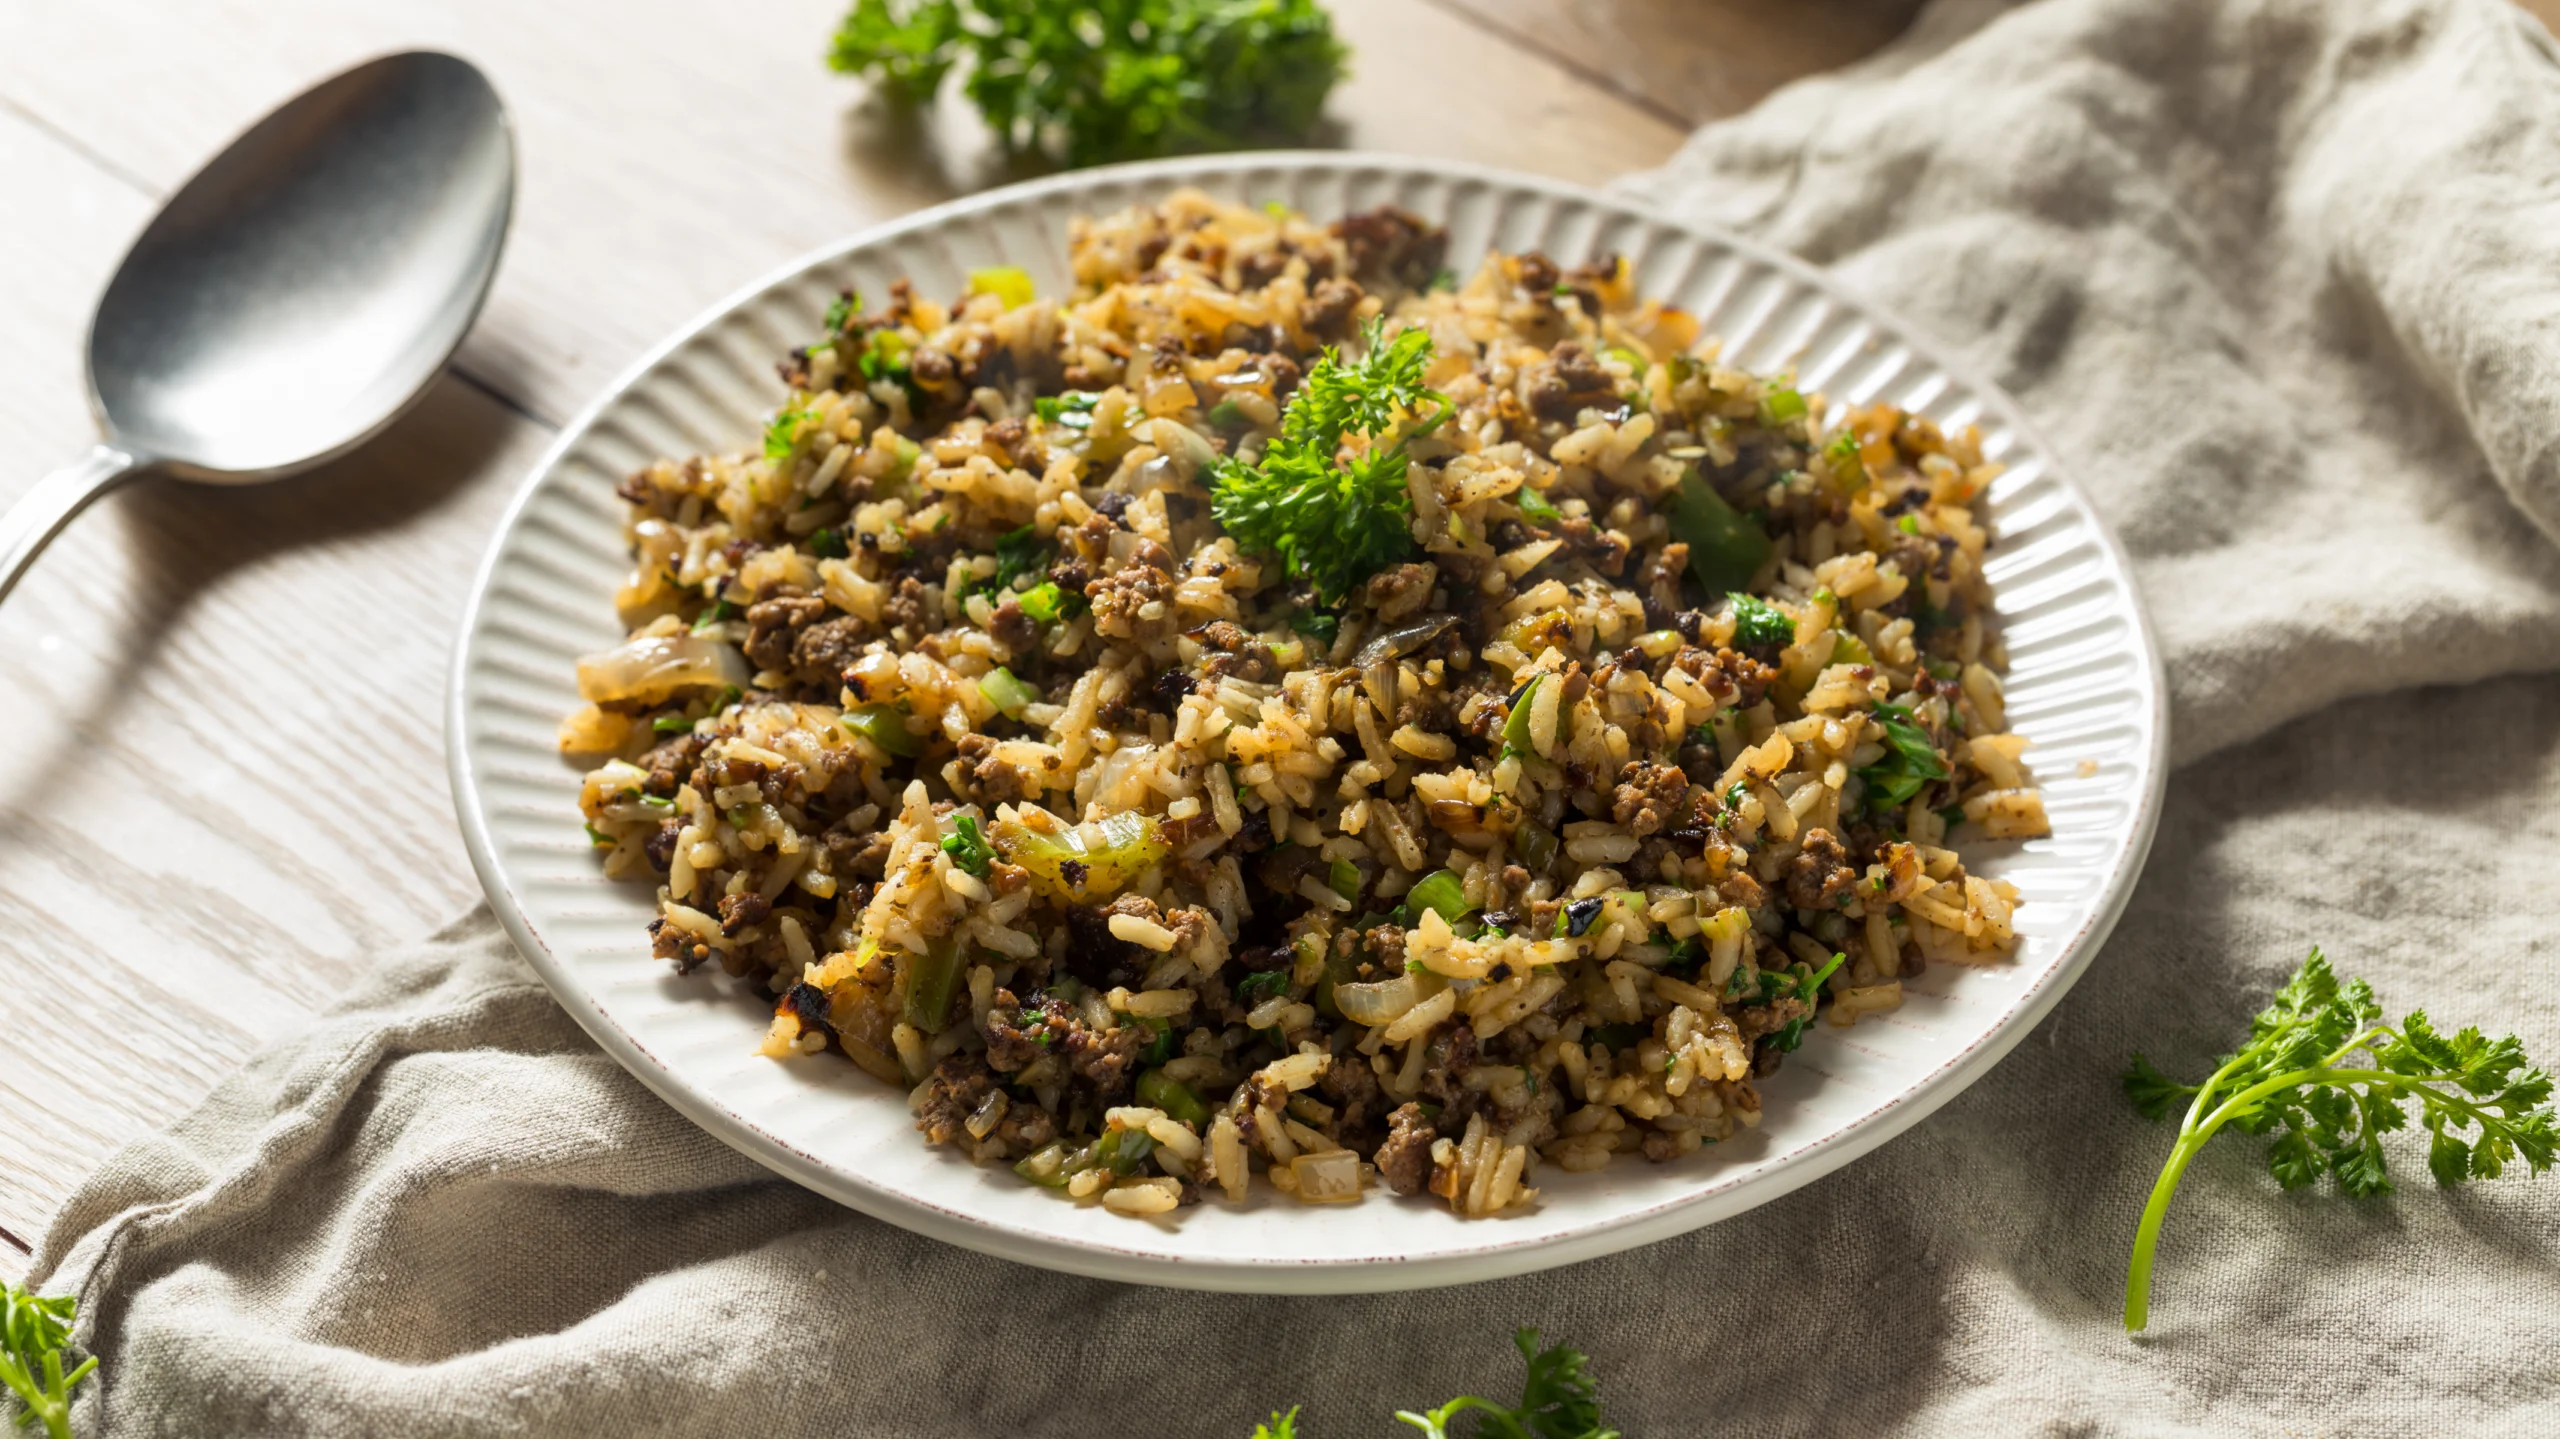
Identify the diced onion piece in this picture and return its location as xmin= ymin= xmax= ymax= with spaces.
xmin=1289 ymin=1150 xmax=1363 ymax=1204
xmin=1333 ymin=974 xmax=1423 ymax=1029
xmin=574 ymin=632 xmax=749 ymax=704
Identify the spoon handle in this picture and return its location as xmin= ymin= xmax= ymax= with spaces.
xmin=0 ymin=444 xmax=141 ymax=608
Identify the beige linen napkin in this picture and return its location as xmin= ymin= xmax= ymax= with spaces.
xmin=31 ymin=0 xmax=2560 ymax=1433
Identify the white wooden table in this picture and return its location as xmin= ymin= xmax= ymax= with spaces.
xmin=0 ymin=0 xmax=2545 ymax=1285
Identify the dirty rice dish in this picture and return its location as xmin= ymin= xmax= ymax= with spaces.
xmin=562 ymin=191 xmax=2049 ymax=1221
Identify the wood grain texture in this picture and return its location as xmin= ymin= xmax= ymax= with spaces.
xmin=1433 ymin=0 xmax=1925 ymax=125
xmin=0 ymin=93 xmax=547 ymax=1282
xmin=0 ymin=0 xmax=1703 ymax=1284
xmin=0 ymin=0 xmax=1683 ymax=433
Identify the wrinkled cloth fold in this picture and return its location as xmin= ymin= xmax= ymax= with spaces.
xmin=32 ymin=0 xmax=2560 ymax=1433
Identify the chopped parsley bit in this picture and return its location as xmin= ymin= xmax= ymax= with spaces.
xmin=2121 ymin=948 xmax=2557 ymax=1332
xmin=1204 ymin=398 xmax=1248 ymax=430
xmin=1897 ymin=513 xmax=1922 ymax=535
xmin=1766 ymin=952 xmax=1846 ymax=1053
xmin=822 ymin=291 xmax=858 ymax=334
xmin=1724 ymin=593 xmax=1795 ymax=649
xmin=973 ymin=523 xmax=1048 ymax=597
xmin=1936 ymin=801 xmax=1967 ymax=829
xmin=808 ymin=527 xmax=850 ymax=559
xmin=763 ymin=400 xmax=818 ymax=460
xmin=1515 ymin=484 xmax=1562 ymax=523
xmin=639 ymin=795 xmax=675 ymax=812
xmin=1859 ymin=701 xmax=1951 ymax=811
xmin=1723 ymin=781 xmax=1749 ymax=810
xmin=1016 ymin=580 xmax=1083 ymax=624
xmin=713 ymin=685 xmax=743 ymax=710
xmin=1033 ymin=390 xmax=1102 ymax=429
xmin=939 ymin=814 xmax=995 ymax=877
xmin=1204 ymin=317 xmax=1449 ymax=603
xmin=856 ymin=328 xmax=913 ymax=391
xmin=1289 ymin=608 xmax=1339 ymax=647
xmin=1551 ymin=282 xmax=1574 ymax=298
xmin=691 ymin=599 xmax=741 ymax=633
xmin=1235 ymin=969 xmax=1290 ymax=1004
xmin=652 ymin=713 xmax=694 ymax=736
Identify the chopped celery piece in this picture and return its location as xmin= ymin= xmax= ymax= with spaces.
xmin=979 ymin=666 xmax=1040 ymax=718
xmin=1135 ymin=1069 xmax=1209 ymax=1126
xmin=1406 ymin=869 xmax=1473 ymax=926
xmin=900 ymin=936 xmax=964 ymax=1032
xmin=842 ymin=702 xmax=922 ymax=757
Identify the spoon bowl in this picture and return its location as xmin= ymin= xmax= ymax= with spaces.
xmin=0 ymin=50 xmax=514 ymax=599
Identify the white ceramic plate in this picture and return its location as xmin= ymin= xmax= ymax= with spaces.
xmin=448 ymin=152 xmax=2167 ymax=1294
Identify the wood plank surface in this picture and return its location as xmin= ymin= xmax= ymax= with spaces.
xmin=0 ymin=0 xmax=1684 ymax=431
xmin=0 ymin=0 xmax=1712 ymax=1285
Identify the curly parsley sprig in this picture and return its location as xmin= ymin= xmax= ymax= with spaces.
xmin=827 ymin=0 xmax=1347 ymax=169
xmin=2 ymin=1282 xmax=94 ymax=1439
xmin=1205 ymin=318 xmax=1448 ymax=604
xmin=1396 ymin=1329 xmax=1619 ymax=1439
xmin=2121 ymin=948 xmax=2557 ymax=1332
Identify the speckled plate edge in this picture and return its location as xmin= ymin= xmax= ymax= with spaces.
xmin=447 ymin=151 xmax=2168 ymax=1294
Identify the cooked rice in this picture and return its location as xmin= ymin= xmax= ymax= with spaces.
xmin=563 ymin=190 xmax=2046 ymax=1218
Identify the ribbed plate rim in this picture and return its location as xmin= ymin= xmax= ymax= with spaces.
xmin=446 ymin=150 xmax=2169 ymax=1294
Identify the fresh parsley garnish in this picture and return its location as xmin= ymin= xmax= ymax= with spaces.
xmin=1394 ymin=1329 xmax=1619 ymax=1439
xmin=940 ymin=815 xmax=996 ymax=877
xmin=1205 ymin=318 xmax=1448 ymax=603
xmin=808 ymin=527 xmax=851 ymax=559
xmin=1249 ymin=1407 xmax=1299 ymax=1439
xmin=1289 ymin=608 xmax=1339 ymax=647
xmin=827 ymin=0 xmax=1346 ymax=168
xmin=1857 ymin=700 xmax=1950 ymax=811
xmin=2 ymin=1281 xmax=96 ymax=1439
xmin=2120 ymin=948 xmax=2557 ymax=1332
xmin=822 ymin=291 xmax=859 ymax=335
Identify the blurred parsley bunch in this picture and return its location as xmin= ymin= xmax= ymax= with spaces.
xmin=828 ymin=0 xmax=1348 ymax=169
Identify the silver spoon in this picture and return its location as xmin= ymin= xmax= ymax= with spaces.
xmin=0 ymin=51 xmax=514 ymax=604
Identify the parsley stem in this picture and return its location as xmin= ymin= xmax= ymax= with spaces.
xmin=2126 ymin=1037 xmax=2459 ymax=1333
